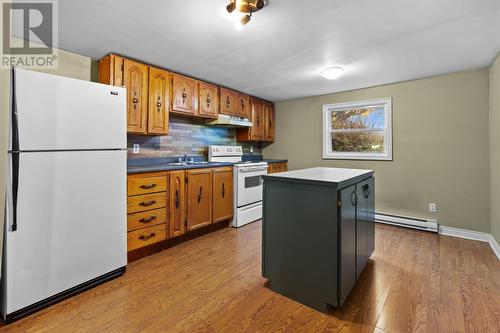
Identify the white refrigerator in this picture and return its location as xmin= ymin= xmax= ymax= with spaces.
xmin=2 ymin=68 xmax=127 ymax=322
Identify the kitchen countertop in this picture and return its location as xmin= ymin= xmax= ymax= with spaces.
xmin=127 ymin=156 xmax=288 ymax=174
xmin=127 ymin=161 xmax=234 ymax=174
xmin=262 ymin=167 xmax=373 ymax=188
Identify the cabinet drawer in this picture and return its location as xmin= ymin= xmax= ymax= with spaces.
xmin=128 ymin=176 xmax=167 ymax=196
xmin=128 ymin=208 xmax=166 ymax=231
xmin=127 ymin=224 xmax=167 ymax=251
xmin=128 ymin=193 xmax=167 ymax=214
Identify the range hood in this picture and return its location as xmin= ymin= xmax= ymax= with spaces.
xmin=206 ymin=114 xmax=253 ymax=127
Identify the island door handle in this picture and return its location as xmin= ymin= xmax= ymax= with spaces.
xmin=362 ymin=184 xmax=372 ymax=198
xmin=351 ymin=191 xmax=358 ymax=206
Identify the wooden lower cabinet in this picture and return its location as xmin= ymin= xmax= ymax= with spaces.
xmin=268 ymin=161 xmax=288 ymax=174
xmin=212 ymin=167 xmax=234 ymax=223
xmin=169 ymin=170 xmax=186 ymax=238
xmin=127 ymin=224 xmax=167 ymax=251
xmin=186 ymin=169 xmax=213 ymax=231
xmin=127 ymin=167 xmax=233 ymax=255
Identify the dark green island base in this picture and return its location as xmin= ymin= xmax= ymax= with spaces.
xmin=262 ymin=167 xmax=375 ymax=312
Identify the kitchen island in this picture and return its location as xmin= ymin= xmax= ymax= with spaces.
xmin=262 ymin=167 xmax=375 ymax=312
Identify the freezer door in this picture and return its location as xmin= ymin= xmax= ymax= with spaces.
xmin=12 ymin=68 xmax=126 ymax=151
xmin=3 ymin=150 xmax=127 ymax=315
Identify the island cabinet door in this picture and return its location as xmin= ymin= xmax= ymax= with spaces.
xmin=356 ymin=183 xmax=368 ymax=279
xmin=186 ymin=169 xmax=213 ymax=231
xmin=169 ymin=171 xmax=186 ymax=238
xmin=339 ymin=185 xmax=357 ymax=306
xmin=364 ymin=177 xmax=375 ymax=257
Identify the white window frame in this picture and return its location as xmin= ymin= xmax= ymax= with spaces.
xmin=322 ymin=97 xmax=392 ymax=161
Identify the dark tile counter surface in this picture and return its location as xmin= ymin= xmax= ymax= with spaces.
xmin=127 ymin=155 xmax=288 ymax=174
xmin=262 ymin=159 xmax=288 ymax=163
xmin=127 ymin=157 xmax=233 ymax=174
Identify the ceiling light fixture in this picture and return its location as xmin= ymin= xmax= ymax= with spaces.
xmin=321 ymin=66 xmax=345 ymax=80
xmin=226 ymin=0 xmax=266 ymax=29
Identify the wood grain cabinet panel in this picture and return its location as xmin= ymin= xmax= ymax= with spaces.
xmin=128 ymin=192 xmax=167 ymax=214
xmin=172 ymin=74 xmax=198 ymax=115
xmin=128 ymin=176 xmax=167 ymax=196
xmin=212 ymin=167 xmax=233 ymax=223
xmin=186 ymin=169 xmax=213 ymax=231
xmin=148 ymin=67 xmax=170 ymax=135
xmin=127 ymin=224 xmax=167 ymax=251
xmin=169 ymin=170 xmax=186 ymax=238
xmin=219 ymin=88 xmax=236 ymax=115
xmin=236 ymin=93 xmax=251 ymax=118
xmin=128 ymin=208 xmax=167 ymax=231
xmin=124 ymin=59 xmax=149 ymax=134
xmin=198 ymin=82 xmax=219 ymax=118
xmin=98 ymin=54 xmax=124 ymax=87
xmin=264 ymin=102 xmax=275 ymax=141
xmin=251 ymin=98 xmax=265 ymax=141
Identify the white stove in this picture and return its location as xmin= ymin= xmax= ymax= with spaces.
xmin=208 ymin=145 xmax=268 ymax=227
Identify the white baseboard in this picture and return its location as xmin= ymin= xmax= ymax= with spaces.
xmin=439 ymin=226 xmax=500 ymax=261
xmin=488 ymin=234 xmax=500 ymax=260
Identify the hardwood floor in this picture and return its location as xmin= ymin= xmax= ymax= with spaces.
xmin=1 ymin=222 xmax=499 ymax=332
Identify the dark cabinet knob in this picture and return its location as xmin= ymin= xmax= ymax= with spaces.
xmin=197 ymin=186 xmax=203 ymax=203
xmin=139 ymin=232 xmax=156 ymax=240
xmin=139 ymin=216 xmax=157 ymax=223
xmin=222 ymin=182 xmax=225 ymax=198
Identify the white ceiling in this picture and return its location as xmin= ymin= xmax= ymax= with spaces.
xmin=57 ymin=0 xmax=500 ymax=102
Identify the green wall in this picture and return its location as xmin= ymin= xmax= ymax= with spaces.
xmin=490 ymin=54 xmax=500 ymax=243
xmin=263 ymin=69 xmax=491 ymax=232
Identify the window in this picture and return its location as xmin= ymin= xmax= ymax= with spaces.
xmin=323 ymin=97 xmax=392 ymax=160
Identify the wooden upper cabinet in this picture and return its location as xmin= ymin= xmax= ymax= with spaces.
xmin=219 ymin=88 xmax=236 ymax=115
xmin=169 ymin=170 xmax=186 ymax=238
xmin=198 ymin=82 xmax=219 ymax=118
xmin=148 ymin=67 xmax=170 ymax=135
xmin=186 ymin=169 xmax=213 ymax=231
xmin=171 ymin=74 xmax=198 ymax=115
xmin=124 ymin=59 xmax=149 ymax=134
xmin=212 ymin=167 xmax=233 ymax=223
xmin=236 ymin=93 xmax=251 ymax=118
xmin=98 ymin=53 xmax=124 ymax=87
xmin=264 ymin=102 xmax=275 ymax=142
xmin=250 ymin=98 xmax=265 ymax=141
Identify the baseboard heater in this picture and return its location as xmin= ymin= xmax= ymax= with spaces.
xmin=375 ymin=212 xmax=438 ymax=233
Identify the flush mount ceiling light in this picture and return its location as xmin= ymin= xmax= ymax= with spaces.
xmin=321 ymin=66 xmax=345 ymax=80
xmin=226 ymin=0 xmax=266 ymax=29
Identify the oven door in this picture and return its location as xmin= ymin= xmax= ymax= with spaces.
xmin=237 ymin=165 xmax=268 ymax=207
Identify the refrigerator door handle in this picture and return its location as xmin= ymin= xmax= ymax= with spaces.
xmin=10 ymin=68 xmax=20 ymax=231
xmin=11 ymin=67 xmax=19 ymax=152
xmin=11 ymin=152 xmax=19 ymax=231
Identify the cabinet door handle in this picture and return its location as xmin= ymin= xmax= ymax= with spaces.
xmin=140 ymin=184 xmax=157 ymax=189
xmin=156 ymin=96 xmax=162 ymax=111
xmin=132 ymin=93 xmax=139 ymax=110
xmin=175 ymin=189 xmax=180 ymax=209
xmin=362 ymin=184 xmax=372 ymax=198
xmin=181 ymin=88 xmax=187 ymax=104
xmin=222 ymin=182 xmax=225 ymax=198
xmin=256 ymin=116 xmax=260 ymax=127
xmin=197 ymin=186 xmax=203 ymax=203
xmin=138 ymin=232 xmax=156 ymax=240
xmin=350 ymin=191 xmax=358 ymax=206
xmin=206 ymin=94 xmax=211 ymax=108
xmin=226 ymin=96 xmax=230 ymax=109
xmin=139 ymin=200 xmax=156 ymax=207
xmin=139 ymin=216 xmax=157 ymax=223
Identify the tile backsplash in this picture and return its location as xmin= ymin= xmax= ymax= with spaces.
xmin=128 ymin=115 xmax=261 ymax=159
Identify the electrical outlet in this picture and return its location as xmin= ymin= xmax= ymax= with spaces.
xmin=429 ymin=202 xmax=437 ymax=213
xmin=250 ymin=146 xmax=254 ymax=153
xmin=133 ymin=144 xmax=140 ymax=154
